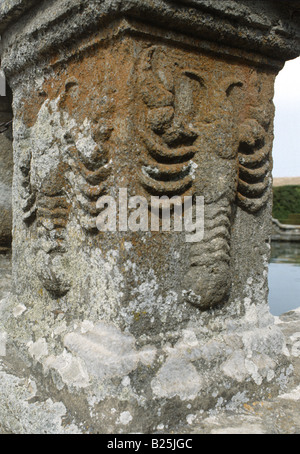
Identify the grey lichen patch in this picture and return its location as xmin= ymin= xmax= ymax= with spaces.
xmin=220 ymin=351 xmax=276 ymax=385
xmin=0 ymin=360 xmax=81 ymax=434
xmin=64 ymin=321 xmax=139 ymax=381
xmin=151 ymin=357 xmax=203 ymax=400
xmin=148 ymin=293 xmax=291 ymax=406
xmin=64 ymin=320 xmax=157 ymax=381
xmin=12 ymin=303 xmax=27 ymax=318
xmin=27 ymin=337 xmax=48 ymax=362
xmin=117 ymin=411 xmax=133 ymax=426
xmin=43 ymin=350 xmax=90 ymax=390
xmin=0 ymin=331 xmax=7 ymax=357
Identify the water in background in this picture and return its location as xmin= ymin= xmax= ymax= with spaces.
xmin=268 ymin=241 xmax=300 ymax=316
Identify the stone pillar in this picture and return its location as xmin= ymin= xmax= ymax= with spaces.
xmin=0 ymin=0 xmax=299 ymax=433
xmin=0 ymin=86 xmax=13 ymax=251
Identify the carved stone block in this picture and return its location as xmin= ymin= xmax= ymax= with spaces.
xmin=0 ymin=0 xmax=299 ymax=434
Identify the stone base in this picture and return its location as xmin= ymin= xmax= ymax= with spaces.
xmin=0 ymin=0 xmax=299 ymax=435
xmin=0 ymin=295 xmax=298 ymax=434
xmin=0 ymin=278 xmax=294 ymax=433
xmin=0 ymin=254 xmax=295 ymax=434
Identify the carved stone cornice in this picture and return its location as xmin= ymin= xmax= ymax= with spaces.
xmin=0 ymin=0 xmax=299 ymax=78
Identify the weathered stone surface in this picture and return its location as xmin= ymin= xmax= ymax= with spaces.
xmin=1 ymin=255 xmax=300 ymax=434
xmin=0 ymin=0 xmax=300 ymax=70
xmin=176 ymin=308 xmax=300 ymax=435
xmin=0 ymin=0 xmax=299 ymax=433
xmin=0 ymin=88 xmax=13 ymax=249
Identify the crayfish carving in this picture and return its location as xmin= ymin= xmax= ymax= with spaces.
xmin=135 ymin=47 xmax=273 ymax=310
xmin=19 ymin=86 xmax=113 ymax=297
xmin=136 ymin=47 xmax=202 ymax=199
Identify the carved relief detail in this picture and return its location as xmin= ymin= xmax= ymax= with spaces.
xmin=136 ymin=47 xmax=201 ymax=198
xmin=65 ymin=124 xmax=112 ymax=233
xmin=186 ymin=199 xmax=233 ymax=309
xmin=20 ymin=153 xmax=37 ymax=225
xmin=35 ymin=164 xmax=72 ymax=297
xmin=18 ymin=99 xmax=72 ymax=297
xmin=237 ymin=118 xmax=272 ymax=213
xmin=227 ymin=75 xmax=273 ymax=213
xmin=136 ymin=46 xmax=239 ymax=310
xmin=19 ymin=42 xmax=274 ymax=308
xmin=19 ymin=86 xmax=113 ymax=297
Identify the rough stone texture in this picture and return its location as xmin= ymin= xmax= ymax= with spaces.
xmin=175 ymin=308 xmax=300 ymax=435
xmin=0 ymin=0 xmax=300 ymax=69
xmin=0 ymin=88 xmax=13 ymax=250
xmin=0 ymin=0 xmax=300 ymax=433
xmin=1 ymin=255 xmax=300 ymax=434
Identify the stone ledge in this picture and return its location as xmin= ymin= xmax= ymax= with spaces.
xmin=0 ymin=308 xmax=299 ymax=434
xmin=173 ymin=308 xmax=300 ymax=434
xmin=0 ymin=254 xmax=300 ymax=434
xmin=272 ymin=219 xmax=300 ymax=243
xmin=0 ymin=0 xmax=38 ymax=34
xmin=0 ymin=0 xmax=300 ymax=79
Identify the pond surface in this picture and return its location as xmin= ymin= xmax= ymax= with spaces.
xmin=268 ymin=242 xmax=300 ymax=316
